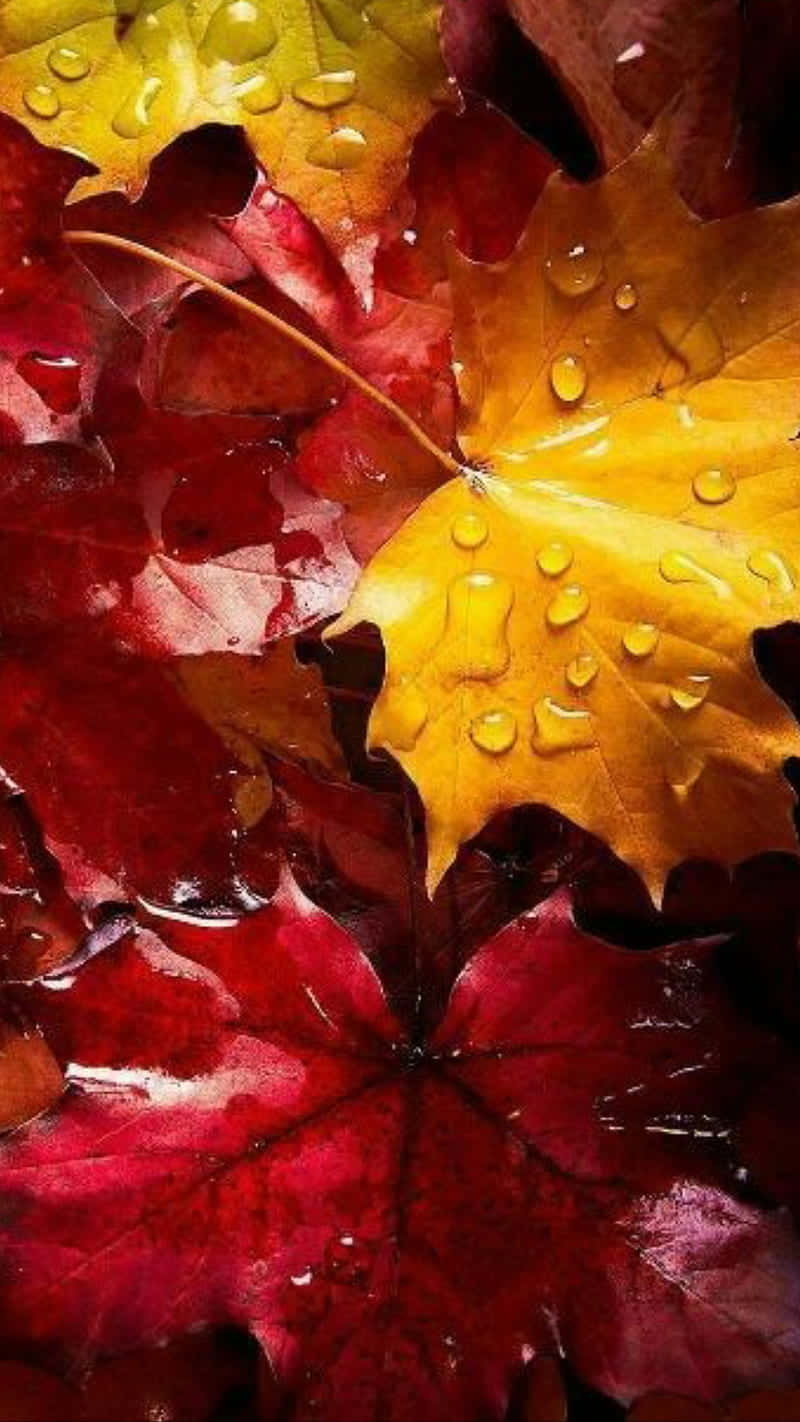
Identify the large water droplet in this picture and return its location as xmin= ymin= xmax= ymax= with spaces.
xmin=47 ymin=45 xmax=90 ymax=80
xmin=307 ymin=127 xmax=367 ymax=170
xmin=380 ymin=680 xmax=428 ymax=751
xmin=536 ymin=540 xmax=573 ymax=577
xmin=112 ymin=75 xmax=163 ymax=138
xmin=23 ymin=85 xmax=60 ymax=119
xmin=614 ymin=281 xmax=638 ymax=312
xmin=317 ymin=0 xmax=367 ymax=44
xmin=565 ymin=653 xmax=598 ymax=690
xmin=545 ymin=243 xmax=604 ymax=297
xmin=692 ymin=468 xmax=735 ymax=505
xmin=549 ymin=352 xmax=587 ymax=404
xmin=659 ymin=550 xmax=728 ymax=595
xmin=234 ymin=71 xmax=281 ymax=112
xmin=669 ymin=674 xmax=711 ymax=712
xmin=441 ymin=571 xmax=514 ymax=682
xmin=746 ymin=548 xmax=796 ymax=596
xmin=665 ymin=748 xmax=705 ymax=799
xmin=532 ymin=697 xmax=596 ymax=755
xmin=545 ymin=584 xmax=589 ymax=629
xmin=16 ymin=352 xmax=81 ymax=413
xmin=200 ymin=0 xmax=278 ymax=64
xmin=469 ymin=708 xmax=517 ymax=755
xmin=451 ymin=511 xmax=488 ymax=550
xmin=622 ymin=621 xmax=660 ymax=659
xmin=293 ymin=70 xmax=357 ymax=109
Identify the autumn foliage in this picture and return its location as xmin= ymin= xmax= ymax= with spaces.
xmin=0 ymin=2 xmax=799 ymax=1420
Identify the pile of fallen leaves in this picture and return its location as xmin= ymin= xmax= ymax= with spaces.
xmin=0 ymin=2 xmax=799 ymax=1420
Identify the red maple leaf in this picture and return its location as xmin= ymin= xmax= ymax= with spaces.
xmin=1 ymin=879 xmax=797 ymax=1419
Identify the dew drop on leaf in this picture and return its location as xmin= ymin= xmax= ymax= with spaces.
xmin=23 ymin=85 xmax=60 ymax=120
xmin=545 ymin=584 xmax=589 ymax=629
xmin=565 ymin=652 xmax=598 ymax=689
xmin=442 ymin=572 xmax=514 ymax=680
xmin=659 ymin=550 xmax=728 ymax=594
xmin=47 ymin=46 xmax=91 ymax=81
xmin=536 ymin=540 xmax=573 ymax=577
xmin=293 ymin=70 xmax=358 ymax=110
xmin=669 ymin=675 xmax=711 ymax=712
xmin=307 ymin=127 xmax=368 ymax=170
xmin=746 ymin=548 xmax=796 ymax=594
xmin=451 ymin=512 xmax=488 ymax=550
xmin=469 ymin=708 xmax=517 ymax=754
xmin=692 ymin=468 xmax=736 ymax=505
xmin=316 ymin=0 xmax=368 ymax=45
xmin=532 ymin=697 xmax=595 ymax=754
xmin=545 ymin=244 xmax=604 ymax=297
xmin=665 ymin=748 xmax=705 ymax=798
xmin=549 ymin=352 xmax=587 ymax=403
xmin=112 ymin=75 xmax=163 ymax=139
xmin=622 ymin=621 xmax=660 ymax=658
xmin=199 ymin=0 xmax=278 ymax=65
xmin=613 ymin=281 xmax=638 ymax=311
xmin=235 ymin=71 xmax=282 ymax=113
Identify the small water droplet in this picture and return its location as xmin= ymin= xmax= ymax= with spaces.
xmin=545 ymin=584 xmax=589 ymax=629
xmin=565 ymin=653 xmax=598 ymax=690
xmin=545 ymin=243 xmax=604 ymax=297
xmin=665 ymin=748 xmax=705 ymax=799
xmin=441 ymin=571 xmax=514 ymax=681
xmin=112 ymin=74 xmax=163 ymax=138
xmin=469 ymin=709 xmax=517 ymax=755
xmin=200 ymin=0 xmax=277 ymax=64
xmin=659 ymin=550 xmax=728 ymax=594
xmin=536 ymin=540 xmax=573 ymax=577
xmin=290 ymin=1267 xmax=313 ymax=1287
xmin=47 ymin=45 xmax=90 ymax=80
xmin=235 ymin=70 xmax=281 ymax=113
xmin=532 ymin=697 xmax=595 ymax=755
xmin=307 ymin=126 xmax=367 ymax=170
xmin=293 ymin=70 xmax=357 ymax=109
xmin=746 ymin=548 xmax=796 ymax=595
xmin=549 ymin=352 xmax=587 ymax=404
xmin=324 ymin=1233 xmax=371 ymax=1284
xmin=380 ymin=680 xmax=428 ymax=751
xmin=23 ymin=84 xmax=60 ymax=119
xmin=669 ymin=674 xmax=711 ymax=712
xmin=15 ymin=352 xmax=81 ymax=413
xmin=451 ymin=511 xmax=488 ymax=550
xmin=614 ymin=281 xmax=638 ymax=312
xmin=622 ymin=621 xmax=660 ymax=659
xmin=692 ymin=467 xmax=735 ymax=505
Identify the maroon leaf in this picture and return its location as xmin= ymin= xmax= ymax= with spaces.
xmin=0 ymin=883 xmax=797 ymax=1417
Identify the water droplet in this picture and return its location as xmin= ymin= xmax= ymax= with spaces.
xmin=235 ymin=70 xmax=281 ymax=113
xmin=324 ymin=1233 xmax=371 ymax=1284
xmin=545 ymin=584 xmax=589 ymax=629
xmin=200 ymin=0 xmax=277 ymax=64
xmin=380 ymin=680 xmax=428 ymax=751
xmin=659 ymin=550 xmax=728 ymax=595
xmin=622 ymin=621 xmax=660 ymax=659
xmin=316 ymin=0 xmax=367 ymax=44
xmin=112 ymin=75 xmax=163 ymax=138
xmin=441 ymin=571 xmax=514 ymax=681
xmin=665 ymin=749 xmax=705 ymax=799
xmin=15 ymin=352 xmax=81 ymax=413
xmin=746 ymin=548 xmax=796 ymax=596
xmin=692 ymin=467 xmax=735 ymax=505
xmin=307 ymin=127 xmax=367 ymax=170
xmin=614 ymin=281 xmax=638 ymax=312
xmin=290 ymin=1267 xmax=313 ymax=1287
xmin=47 ymin=45 xmax=90 ymax=81
xmin=549 ymin=353 xmax=587 ymax=404
xmin=536 ymin=540 xmax=573 ymax=577
xmin=293 ymin=70 xmax=357 ymax=109
xmin=451 ymin=511 xmax=488 ymax=550
xmin=469 ymin=709 xmax=517 ymax=755
xmin=23 ymin=85 xmax=60 ymax=120
xmin=669 ymin=674 xmax=711 ymax=712
xmin=532 ymin=697 xmax=596 ymax=755
xmin=545 ymin=244 xmax=604 ymax=297
xmin=565 ymin=653 xmax=598 ymax=689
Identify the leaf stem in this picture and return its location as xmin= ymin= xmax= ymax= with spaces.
xmin=65 ymin=229 xmax=465 ymax=480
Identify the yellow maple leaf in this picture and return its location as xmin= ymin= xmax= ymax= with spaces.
xmin=331 ymin=135 xmax=800 ymax=902
xmin=0 ymin=0 xmax=446 ymax=278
